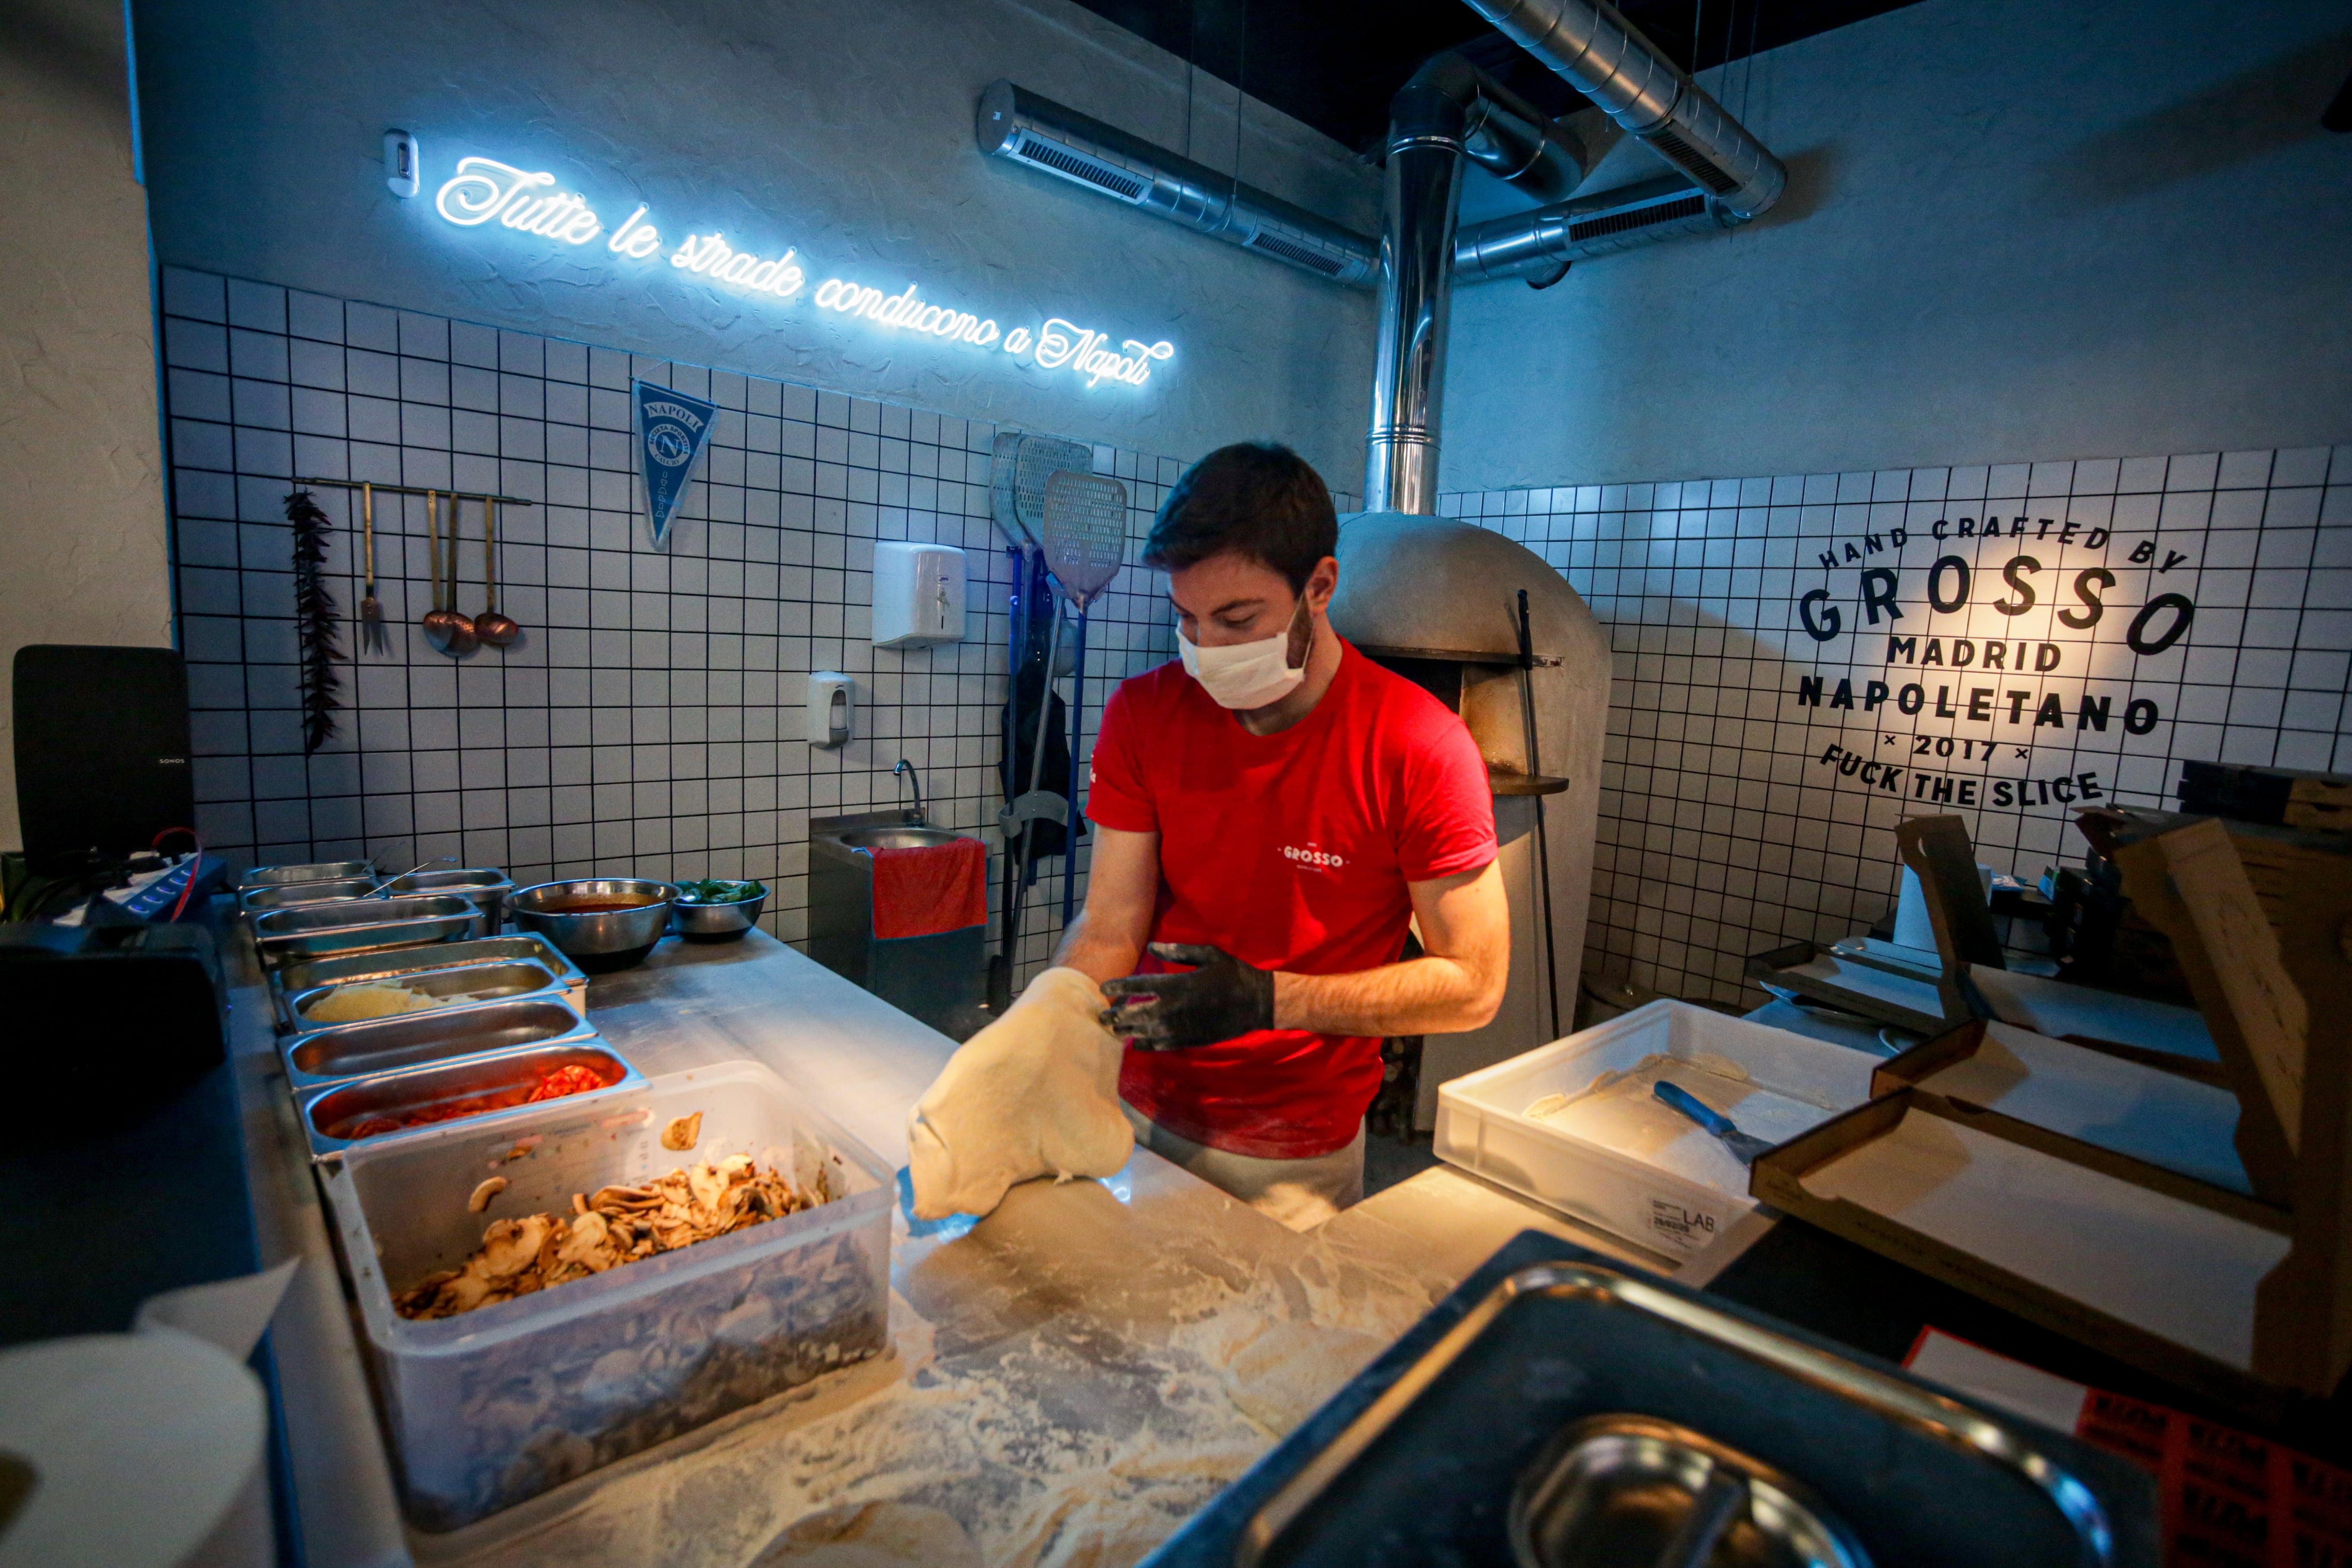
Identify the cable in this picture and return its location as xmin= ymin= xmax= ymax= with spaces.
xmin=153 ymin=826 xmax=203 ymax=923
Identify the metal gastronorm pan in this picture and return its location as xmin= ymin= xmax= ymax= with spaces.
xmin=238 ymin=876 xmax=378 ymax=916
xmin=294 ymin=1041 xmax=642 ymax=1160
xmin=1234 ymin=1260 xmax=2146 ymax=1568
xmin=238 ymin=859 xmax=375 ymax=891
xmin=281 ymin=958 xmax=568 ymax=1035
xmin=251 ymin=894 xmax=476 ymax=967
xmin=282 ymin=995 xmax=598 ymax=1091
xmin=381 ymin=868 xmax=515 ymax=940
xmin=270 ymin=934 xmax=590 ymax=1029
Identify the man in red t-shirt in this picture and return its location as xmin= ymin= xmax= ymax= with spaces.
xmin=1057 ymin=442 xmax=1507 ymax=1228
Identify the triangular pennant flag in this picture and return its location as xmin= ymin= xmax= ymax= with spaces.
xmin=634 ymin=379 xmax=719 ymax=547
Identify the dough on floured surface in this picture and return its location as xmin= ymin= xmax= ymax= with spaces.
xmin=907 ymin=967 xmax=1133 ymax=1221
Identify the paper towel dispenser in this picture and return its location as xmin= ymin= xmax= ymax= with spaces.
xmin=872 ymin=542 xmax=965 ymax=649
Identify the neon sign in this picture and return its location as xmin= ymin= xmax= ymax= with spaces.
xmin=428 ymin=151 xmax=1176 ymax=388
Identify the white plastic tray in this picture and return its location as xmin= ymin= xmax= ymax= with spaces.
xmin=321 ymin=1059 xmax=892 ymax=1530
xmin=1434 ymin=1000 xmax=1879 ymax=1258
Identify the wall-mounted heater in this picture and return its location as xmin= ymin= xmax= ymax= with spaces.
xmin=977 ymin=80 xmax=1379 ymax=286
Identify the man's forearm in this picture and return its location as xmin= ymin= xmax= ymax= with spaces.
xmin=1273 ymin=954 xmax=1503 ymax=1037
xmin=1050 ymin=908 xmax=1143 ymax=988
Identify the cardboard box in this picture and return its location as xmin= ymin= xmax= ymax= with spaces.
xmin=1873 ymin=1018 xmax=2257 ymax=1196
xmin=1752 ymin=1088 xmax=2296 ymax=1423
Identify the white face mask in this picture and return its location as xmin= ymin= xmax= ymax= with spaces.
xmin=1178 ymin=598 xmax=1311 ymax=710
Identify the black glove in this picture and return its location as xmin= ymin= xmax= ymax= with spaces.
xmin=1099 ymin=944 xmax=1275 ymax=1051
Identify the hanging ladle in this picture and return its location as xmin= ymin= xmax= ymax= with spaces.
xmin=474 ymin=494 xmax=520 ymax=647
xmin=422 ymin=491 xmax=477 ymax=656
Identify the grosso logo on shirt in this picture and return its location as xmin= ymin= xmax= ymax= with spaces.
xmin=1281 ymin=844 xmax=1347 ymax=870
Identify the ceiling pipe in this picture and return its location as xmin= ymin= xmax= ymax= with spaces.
xmin=1366 ymin=54 xmax=1593 ymax=515
xmin=1365 ymin=3 xmax=1785 ymax=513
xmin=1453 ymin=172 xmax=1743 ymax=287
xmin=1457 ymin=0 xmax=1786 ymax=220
xmin=977 ymin=80 xmax=1379 ymax=286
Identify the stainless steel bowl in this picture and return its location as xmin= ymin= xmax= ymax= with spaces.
xmin=283 ymin=995 xmax=597 ymax=1089
xmin=671 ymin=886 xmax=767 ymax=942
xmin=239 ymin=859 xmax=376 ymax=892
xmin=508 ymin=878 xmax=677 ymax=973
xmin=382 ymin=868 xmax=514 ymax=939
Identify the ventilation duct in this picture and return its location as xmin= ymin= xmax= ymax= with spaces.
xmin=977 ymin=80 xmax=1378 ymax=286
xmin=1457 ymin=0 xmax=1786 ymax=220
xmin=1453 ymin=173 xmax=1741 ymax=287
xmin=1367 ymin=8 xmax=1785 ymax=512
xmin=1366 ymin=54 xmax=1598 ymax=514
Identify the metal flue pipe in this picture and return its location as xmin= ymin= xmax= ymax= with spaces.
xmin=1456 ymin=0 xmax=1786 ymax=219
xmin=1453 ymin=173 xmax=1743 ymax=286
xmin=1365 ymin=55 xmax=1590 ymax=514
xmin=1365 ymin=8 xmax=1783 ymax=512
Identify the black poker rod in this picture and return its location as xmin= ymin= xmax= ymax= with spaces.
xmin=1517 ymin=589 xmax=1563 ymax=1041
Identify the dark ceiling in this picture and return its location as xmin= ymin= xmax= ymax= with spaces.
xmin=1067 ymin=0 xmax=1925 ymax=156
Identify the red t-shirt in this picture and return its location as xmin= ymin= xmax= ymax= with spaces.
xmin=1085 ymin=639 xmax=1498 ymax=1158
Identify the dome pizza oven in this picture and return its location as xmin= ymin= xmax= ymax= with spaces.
xmin=1331 ymin=511 xmax=1611 ymax=1126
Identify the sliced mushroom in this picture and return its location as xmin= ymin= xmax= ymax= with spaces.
xmin=661 ymin=1112 xmax=703 ymax=1152
xmin=478 ymin=1215 xmax=553 ymax=1281
xmin=469 ymin=1176 xmax=510 ymax=1213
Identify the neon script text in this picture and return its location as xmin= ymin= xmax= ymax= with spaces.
xmin=430 ymin=150 xmax=1177 ymax=386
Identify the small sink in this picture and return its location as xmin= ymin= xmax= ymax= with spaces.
xmin=809 ymin=812 xmax=984 ymax=1034
xmin=838 ymin=826 xmax=963 ymax=851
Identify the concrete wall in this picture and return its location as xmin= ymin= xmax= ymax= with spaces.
xmin=0 ymin=0 xmax=175 ymax=851
xmin=1443 ymin=0 xmax=2352 ymax=492
xmin=130 ymin=0 xmax=1380 ymax=486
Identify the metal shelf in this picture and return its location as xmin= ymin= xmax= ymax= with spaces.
xmin=1488 ymin=766 xmax=1570 ymax=797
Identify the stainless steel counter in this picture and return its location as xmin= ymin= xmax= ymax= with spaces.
xmin=230 ymin=927 xmax=1667 ymax=1568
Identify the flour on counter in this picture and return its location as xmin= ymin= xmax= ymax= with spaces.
xmin=1524 ymin=1052 xmax=1842 ymax=1194
xmin=413 ymin=1193 xmax=1454 ymax=1568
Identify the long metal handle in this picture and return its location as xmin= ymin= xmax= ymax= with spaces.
xmin=1518 ymin=590 xmax=1562 ymax=1039
xmin=361 ymin=481 xmax=376 ymax=586
xmin=426 ymin=490 xmax=439 ymax=612
xmin=363 ymin=855 xmax=452 ymax=897
xmin=1061 ymin=608 xmax=1089 ymax=929
xmin=485 ymin=496 xmax=499 ymax=613
xmin=292 ymin=475 xmax=537 ymax=505
xmin=998 ymin=545 xmax=1030 ymax=971
xmin=1007 ymin=595 xmax=1064 ymax=939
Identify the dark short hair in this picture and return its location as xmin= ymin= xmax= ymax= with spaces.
xmin=1142 ymin=442 xmax=1337 ymax=593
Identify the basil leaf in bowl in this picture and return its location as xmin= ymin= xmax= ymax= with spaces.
xmin=675 ymin=879 xmax=765 ymax=906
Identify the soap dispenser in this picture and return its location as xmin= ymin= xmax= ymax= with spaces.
xmin=809 ymin=672 xmax=852 ymax=748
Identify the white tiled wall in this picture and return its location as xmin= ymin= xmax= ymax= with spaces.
xmin=1445 ymin=448 xmax=2352 ymax=1006
xmin=159 ymin=265 xmax=1209 ymax=979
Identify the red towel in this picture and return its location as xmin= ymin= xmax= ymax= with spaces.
xmin=870 ymin=838 xmax=988 ymax=940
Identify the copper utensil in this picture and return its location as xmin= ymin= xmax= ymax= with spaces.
xmin=474 ymin=495 xmax=520 ymax=647
xmin=358 ymin=481 xmax=387 ymax=652
xmin=423 ymin=491 xmax=477 ymax=655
